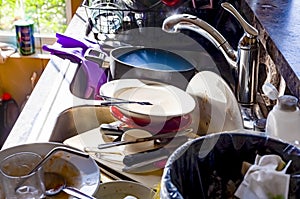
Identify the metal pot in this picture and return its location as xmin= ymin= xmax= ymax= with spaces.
xmin=109 ymin=46 xmax=196 ymax=89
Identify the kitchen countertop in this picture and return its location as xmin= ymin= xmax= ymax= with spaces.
xmin=242 ymin=0 xmax=300 ymax=98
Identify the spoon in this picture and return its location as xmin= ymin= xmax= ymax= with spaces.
xmin=44 ymin=172 xmax=97 ymax=199
xmin=15 ymin=146 xmax=89 ymax=190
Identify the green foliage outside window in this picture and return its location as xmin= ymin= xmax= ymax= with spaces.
xmin=0 ymin=0 xmax=67 ymax=34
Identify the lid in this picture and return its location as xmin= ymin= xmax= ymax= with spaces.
xmin=277 ymin=95 xmax=299 ymax=112
xmin=14 ymin=19 xmax=34 ymax=26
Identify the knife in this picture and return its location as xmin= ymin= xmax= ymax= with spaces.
xmin=123 ymin=135 xmax=189 ymax=167
xmin=97 ymin=130 xmax=190 ymax=149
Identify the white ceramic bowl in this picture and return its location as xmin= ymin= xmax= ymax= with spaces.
xmin=119 ymin=129 xmax=155 ymax=155
xmin=0 ymin=142 xmax=100 ymax=199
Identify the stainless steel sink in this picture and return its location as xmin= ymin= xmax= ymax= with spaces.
xmin=49 ymin=106 xmax=115 ymax=142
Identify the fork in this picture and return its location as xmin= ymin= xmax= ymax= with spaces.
xmin=96 ymin=94 xmax=153 ymax=106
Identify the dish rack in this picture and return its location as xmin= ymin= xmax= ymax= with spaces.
xmin=81 ymin=0 xmax=196 ymax=37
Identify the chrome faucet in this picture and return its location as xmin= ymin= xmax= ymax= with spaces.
xmin=162 ymin=2 xmax=259 ymax=106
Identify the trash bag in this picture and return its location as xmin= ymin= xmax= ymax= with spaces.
xmin=160 ymin=132 xmax=300 ymax=199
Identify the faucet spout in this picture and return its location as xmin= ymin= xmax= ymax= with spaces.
xmin=162 ymin=14 xmax=237 ymax=69
xmin=162 ymin=2 xmax=260 ymax=105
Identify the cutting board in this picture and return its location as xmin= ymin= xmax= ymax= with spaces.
xmin=63 ymin=126 xmax=163 ymax=189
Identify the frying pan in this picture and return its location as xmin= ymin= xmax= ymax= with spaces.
xmin=109 ymin=46 xmax=196 ymax=89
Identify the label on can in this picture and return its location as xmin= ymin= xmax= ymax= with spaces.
xmin=15 ymin=19 xmax=35 ymax=55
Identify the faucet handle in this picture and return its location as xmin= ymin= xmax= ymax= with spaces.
xmin=221 ymin=2 xmax=258 ymax=38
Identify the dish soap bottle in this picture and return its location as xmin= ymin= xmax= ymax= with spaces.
xmin=266 ymin=95 xmax=300 ymax=146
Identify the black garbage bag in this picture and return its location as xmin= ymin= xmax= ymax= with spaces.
xmin=160 ymin=132 xmax=300 ymax=199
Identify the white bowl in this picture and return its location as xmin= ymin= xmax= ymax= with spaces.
xmin=119 ymin=129 xmax=155 ymax=155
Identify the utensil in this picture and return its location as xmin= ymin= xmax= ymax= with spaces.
xmin=16 ymin=146 xmax=89 ymax=189
xmin=100 ymin=101 xmax=153 ymax=106
xmin=96 ymin=94 xmax=153 ymax=106
xmin=94 ymin=129 xmax=191 ymax=149
xmin=44 ymin=172 xmax=97 ymax=199
xmin=27 ymin=146 xmax=89 ymax=175
xmin=0 ymin=143 xmax=100 ymax=199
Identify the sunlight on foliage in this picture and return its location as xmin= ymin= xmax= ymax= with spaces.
xmin=0 ymin=0 xmax=67 ymax=33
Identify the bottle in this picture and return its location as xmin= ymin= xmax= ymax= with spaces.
xmin=266 ymin=95 xmax=300 ymax=146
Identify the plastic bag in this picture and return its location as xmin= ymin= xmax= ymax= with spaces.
xmin=160 ymin=132 xmax=300 ymax=199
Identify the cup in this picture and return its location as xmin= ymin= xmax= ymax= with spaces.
xmin=0 ymin=152 xmax=45 ymax=199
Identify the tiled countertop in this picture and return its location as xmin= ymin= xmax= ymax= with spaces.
xmin=242 ymin=0 xmax=300 ymax=99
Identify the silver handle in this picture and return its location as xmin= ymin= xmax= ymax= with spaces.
xmin=221 ymin=2 xmax=258 ymax=38
xmin=63 ymin=186 xmax=97 ymax=199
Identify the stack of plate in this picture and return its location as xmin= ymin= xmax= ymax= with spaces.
xmin=99 ymin=79 xmax=196 ymax=134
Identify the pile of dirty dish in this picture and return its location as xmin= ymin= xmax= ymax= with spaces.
xmin=99 ymin=78 xmax=196 ymax=136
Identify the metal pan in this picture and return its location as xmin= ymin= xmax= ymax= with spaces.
xmin=109 ymin=46 xmax=196 ymax=89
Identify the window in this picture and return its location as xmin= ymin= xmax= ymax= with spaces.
xmin=0 ymin=0 xmax=76 ymax=48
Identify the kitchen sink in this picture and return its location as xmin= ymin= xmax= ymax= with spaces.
xmin=49 ymin=106 xmax=115 ymax=143
xmin=2 ymin=28 xmax=245 ymax=151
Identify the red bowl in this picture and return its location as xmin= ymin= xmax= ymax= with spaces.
xmin=110 ymin=106 xmax=192 ymax=134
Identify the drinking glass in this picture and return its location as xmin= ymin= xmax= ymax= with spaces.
xmin=0 ymin=152 xmax=45 ymax=199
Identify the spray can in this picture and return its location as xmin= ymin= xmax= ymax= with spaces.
xmin=15 ymin=19 xmax=35 ymax=55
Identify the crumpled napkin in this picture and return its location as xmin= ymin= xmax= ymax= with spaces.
xmin=235 ymin=154 xmax=292 ymax=199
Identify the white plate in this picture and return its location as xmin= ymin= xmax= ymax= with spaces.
xmin=93 ymin=180 xmax=155 ymax=199
xmin=0 ymin=142 xmax=100 ymax=199
xmin=186 ymin=71 xmax=243 ymax=134
xmin=100 ymin=79 xmax=196 ymax=119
